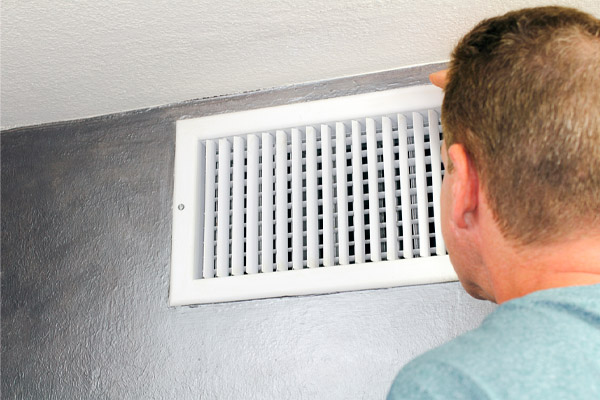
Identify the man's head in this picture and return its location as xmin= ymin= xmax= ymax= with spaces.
xmin=442 ymin=6 xmax=600 ymax=246
xmin=436 ymin=6 xmax=600 ymax=302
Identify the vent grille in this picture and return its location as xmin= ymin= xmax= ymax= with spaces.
xmin=199 ymin=111 xmax=445 ymax=279
xmin=171 ymin=85 xmax=457 ymax=305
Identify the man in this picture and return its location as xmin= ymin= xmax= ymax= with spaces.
xmin=388 ymin=6 xmax=600 ymax=399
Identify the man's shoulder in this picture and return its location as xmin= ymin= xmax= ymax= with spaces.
xmin=388 ymin=284 xmax=600 ymax=400
xmin=422 ymin=283 xmax=600 ymax=364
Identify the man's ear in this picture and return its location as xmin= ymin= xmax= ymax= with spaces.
xmin=447 ymin=144 xmax=479 ymax=229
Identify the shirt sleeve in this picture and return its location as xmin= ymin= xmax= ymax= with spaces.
xmin=387 ymin=358 xmax=493 ymax=400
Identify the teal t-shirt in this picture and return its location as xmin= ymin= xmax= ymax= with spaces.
xmin=387 ymin=284 xmax=600 ymax=400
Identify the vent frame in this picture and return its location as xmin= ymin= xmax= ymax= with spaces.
xmin=170 ymin=84 xmax=457 ymax=306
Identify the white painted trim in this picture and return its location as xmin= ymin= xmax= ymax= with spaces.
xmin=170 ymin=256 xmax=457 ymax=306
xmin=176 ymin=84 xmax=443 ymax=140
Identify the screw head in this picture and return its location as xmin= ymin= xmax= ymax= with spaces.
xmin=178 ymin=204 xmax=185 ymax=210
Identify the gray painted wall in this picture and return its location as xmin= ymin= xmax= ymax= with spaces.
xmin=1 ymin=64 xmax=496 ymax=399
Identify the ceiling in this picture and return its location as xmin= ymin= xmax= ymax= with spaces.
xmin=2 ymin=0 xmax=599 ymax=129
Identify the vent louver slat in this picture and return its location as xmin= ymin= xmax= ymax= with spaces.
xmin=351 ymin=120 xmax=366 ymax=264
xmin=246 ymin=134 xmax=260 ymax=274
xmin=429 ymin=110 xmax=446 ymax=256
xmin=413 ymin=112 xmax=430 ymax=257
xmin=382 ymin=116 xmax=399 ymax=261
xmin=170 ymin=85 xmax=457 ymax=306
xmin=261 ymin=132 xmax=274 ymax=274
xmin=321 ymin=125 xmax=335 ymax=268
xmin=275 ymin=129 xmax=288 ymax=272
xmin=398 ymin=114 xmax=413 ymax=259
xmin=291 ymin=128 xmax=303 ymax=270
xmin=335 ymin=122 xmax=350 ymax=266
xmin=232 ymin=136 xmax=245 ymax=276
xmin=202 ymin=140 xmax=216 ymax=279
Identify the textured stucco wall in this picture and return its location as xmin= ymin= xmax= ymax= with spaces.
xmin=2 ymin=0 xmax=599 ymax=129
xmin=1 ymin=65 xmax=497 ymax=399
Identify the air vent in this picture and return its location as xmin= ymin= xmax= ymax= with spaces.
xmin=170 ymin=85 xmax=457 ymax=306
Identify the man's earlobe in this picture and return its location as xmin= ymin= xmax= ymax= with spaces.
xmin=447 ymin=144 xmax=479 ymax=229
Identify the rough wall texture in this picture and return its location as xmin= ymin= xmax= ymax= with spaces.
xmin=1 ymin=64 xmax=497 ymax=399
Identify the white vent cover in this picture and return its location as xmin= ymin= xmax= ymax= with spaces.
xmin=170 ymin=85 xmax=457 ymax=306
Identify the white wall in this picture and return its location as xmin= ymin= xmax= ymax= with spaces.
xmin=2 ymin=0 xmax=599 ymax=129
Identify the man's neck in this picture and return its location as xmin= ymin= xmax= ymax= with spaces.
xmin=483 ymin=230 xmax=600 ymax=304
